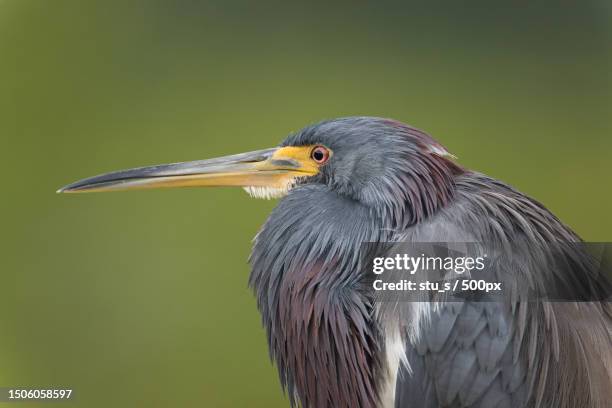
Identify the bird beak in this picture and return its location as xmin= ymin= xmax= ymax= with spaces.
xmin=57 ymin=146 xmax=321 ymax=193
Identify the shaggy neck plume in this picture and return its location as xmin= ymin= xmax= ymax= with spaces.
xmin=361 ymin=123 xmax=464 ymax=229
xmin=249 ymin=185 xmax=388 ymax=408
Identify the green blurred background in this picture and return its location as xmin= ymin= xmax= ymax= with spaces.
xmin=0 ymin=1 xmax=610 ymax=407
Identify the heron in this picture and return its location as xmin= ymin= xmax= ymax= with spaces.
xmin=59 ymin=117 xmax=611 ymax=408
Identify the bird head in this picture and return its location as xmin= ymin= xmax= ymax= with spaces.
xmin=58 ymin=117 xmax=460 ymax=225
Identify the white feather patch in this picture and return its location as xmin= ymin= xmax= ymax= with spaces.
xmin=242 ymin=176 xmax=307 ymax=200
xmin=427 ymin=144 xmax=457 ymax=159
xmin=378 ymin=322 xmax=410 ymax=408
xmin=242 ymin=186 xmax=292 ymax=200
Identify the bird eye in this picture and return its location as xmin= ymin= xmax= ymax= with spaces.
xmin=311 ymin=146 xmax=330 ymax=164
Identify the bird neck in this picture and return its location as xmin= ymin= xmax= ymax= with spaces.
xmin=249 ymin=186 xmax=390 ymax=408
